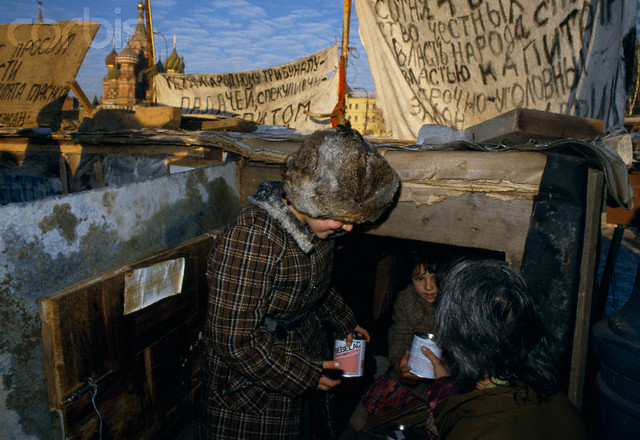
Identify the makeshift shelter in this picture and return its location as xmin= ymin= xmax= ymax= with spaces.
xmin=0 ymin=108 xmax=628 ymax=437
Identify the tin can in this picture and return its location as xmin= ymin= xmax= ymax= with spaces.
xmin=333 ymin=336 xmax=366 ymax=377
xmin=386 ymin=424 xmax=414 ymax=440
xmin=406 ymin=333 xmax=442 ymax=378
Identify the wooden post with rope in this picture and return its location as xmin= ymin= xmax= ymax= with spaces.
xmin=331 ymin=0 xmax=351 ymax=128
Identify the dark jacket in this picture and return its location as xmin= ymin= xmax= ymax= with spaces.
xmin=201 ymin=181 xmax=357 ymax=439
xmin=433 ymin=381 xmax=587 ymax=440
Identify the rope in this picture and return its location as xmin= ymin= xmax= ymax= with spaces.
xmin=86 ymin=377 xmax=103 ymax=440
xmin=53 ymin=409 xmax=66 ymax=440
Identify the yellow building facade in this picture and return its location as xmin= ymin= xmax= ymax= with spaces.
xmin=345 ymin=93 xmax=391 ymax=137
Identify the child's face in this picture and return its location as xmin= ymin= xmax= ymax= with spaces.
xmin=412 ymin=264 xmax=438 ymax=303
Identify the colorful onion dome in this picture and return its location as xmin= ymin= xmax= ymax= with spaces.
xmin=163 ymin=46 xmax=182 ymax=72
xmin=105 ymin=45 xmax=118 ymax=67
xmin=117 ymin=41 xmax=138 ymax=65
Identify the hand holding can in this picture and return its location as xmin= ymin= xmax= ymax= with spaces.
xmin=406 ymin=333 xmax=442 ymax=379
xmin=333 ymin=335 xmax=366 ymax=377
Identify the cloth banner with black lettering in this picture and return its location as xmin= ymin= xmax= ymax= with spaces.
xmin=154 ymin=45 xmax=339 ymax=131
xmin=355 ymin=0 xmax=637 ymax=140
xmin=0 ymin=21 xmax=99 ymax=129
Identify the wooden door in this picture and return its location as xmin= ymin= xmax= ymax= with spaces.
xmin=40 ymin=234 xmax=215 ymax=440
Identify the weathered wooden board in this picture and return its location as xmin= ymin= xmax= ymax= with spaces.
xmin=181 ymin=115 xmax=258 ymax=132
xmin=368 ymin=149 xmax=547 ymax=269
xmin=0 ymin=21 xmax=99 ymax=129
xmin=239 ymin=161 xmax=284 ymax=206
xmin=569 ymin=169 xmax=604 ymax=409
xmin=39 ymin=234 xmax=214 ymax=440
xmin=368 ymin=194 xmax=533 ymax=270
xmin=465 ymin=108 xmax=604 ymax=144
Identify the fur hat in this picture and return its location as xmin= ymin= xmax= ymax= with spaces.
xmin=283 ymin=126 xmax=400 ymax=224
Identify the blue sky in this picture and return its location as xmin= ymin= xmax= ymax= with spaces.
xmin=1 ymin=0 xmax=375 ymax=99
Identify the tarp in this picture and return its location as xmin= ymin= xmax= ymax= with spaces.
xmin=154 ymin=45 xmax=340 ymax=131
xmin=0 ymin=21 xmax=99 ymax=129
xmin=356 ymin=0 xmax=637 ymax=139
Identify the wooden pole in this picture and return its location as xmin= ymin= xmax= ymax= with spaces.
xmin=568 ymin=168 xmax=604 ymax=410
xmin=331 ymin=0 xmax=351 ymax=128
xmin=70 ymin=80 xmax=94 ymax=115
xmin=144 ymin=0 xmax=156 ymax=66
xmin=144 ymin=0 xmax=156 ymax=102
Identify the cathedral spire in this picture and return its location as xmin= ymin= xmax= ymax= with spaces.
xmin=36 ymin=1 xmax=43 ymax=23
xmin=131 ymin=2 xmax=147 ymax=46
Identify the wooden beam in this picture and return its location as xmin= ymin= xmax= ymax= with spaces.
xmin=144 ymin=0 xmax=156 ymax=102
xmin=568 ymin=168 xmax=604 ymax=409
xmin=331 ymin=0 xmax=351 ymax=128
xmin=70 ymin=81 xmax=95 ymax=115
xmin=0 ymin=135 xmax=213 ymax=158
xmin=92 ymin=160 xmax=105 ymax=188
xmin=372 ymin=255 xmax=393 ymax=320
xmin=367 ymin=194 xmax=533 ymax=270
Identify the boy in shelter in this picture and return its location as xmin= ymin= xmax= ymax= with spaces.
xmin=340 ymin=249 xmax=450 ymax=438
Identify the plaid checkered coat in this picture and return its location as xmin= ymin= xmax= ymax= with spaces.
xmin=200 ymin=181 xmax=357 ymax=439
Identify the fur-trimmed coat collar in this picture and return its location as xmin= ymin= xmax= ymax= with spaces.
xmin=247 ymin=181 xmax=314 ymax=253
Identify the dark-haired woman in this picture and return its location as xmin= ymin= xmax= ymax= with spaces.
xmin=422 ymin=259 xmax=587 ymax=440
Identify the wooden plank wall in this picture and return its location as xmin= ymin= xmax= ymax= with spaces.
xmin=368 ymin=194 xmax=533 ymax=270
xmin=39 ymin=234 xmax=216 ymax=440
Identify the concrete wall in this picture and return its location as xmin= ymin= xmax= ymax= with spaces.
xmin=0 ymin=162 xmax=240 ymax=439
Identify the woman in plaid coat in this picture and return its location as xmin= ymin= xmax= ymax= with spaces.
xmin=200 ymin=127 xmax=400 ymax=439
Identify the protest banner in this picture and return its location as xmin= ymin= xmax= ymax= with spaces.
xmin=0 ymin=21 xmax=99 ymax=129
xmin=356 ymin=0 xmax=636 ymax=139
xmin=154 ymin=45 xmax=339 ymax=131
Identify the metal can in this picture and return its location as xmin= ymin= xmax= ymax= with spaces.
xmin=406 ymin=333 xmax=442 ymax=378
xmin=333 ymin=336 xmax=366 ymax=377
xmin=386 ymin=424 xmax=414 ymax=439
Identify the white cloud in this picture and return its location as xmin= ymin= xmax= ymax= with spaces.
xmin=151 ymin=0 xmax=178 ymax=9
xmin=208 ymin=0 xmax=268 ymax=19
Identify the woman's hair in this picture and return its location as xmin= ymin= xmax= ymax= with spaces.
xmin=435 ymin=259 xmax=558 ymax=400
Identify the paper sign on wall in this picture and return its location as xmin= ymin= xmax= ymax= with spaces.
xmin=124 ymin=257 xmax=185 ymax=315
